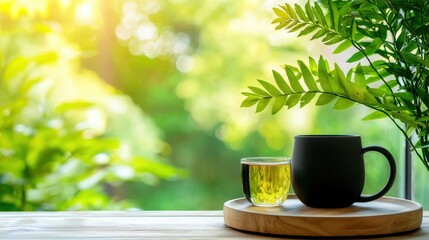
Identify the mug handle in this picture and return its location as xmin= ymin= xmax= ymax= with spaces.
xmin=357 ymin=146 xmax=396 ymax=202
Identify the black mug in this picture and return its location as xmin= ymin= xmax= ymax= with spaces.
xmin=292 ymin=135 xmax=396 ymax=208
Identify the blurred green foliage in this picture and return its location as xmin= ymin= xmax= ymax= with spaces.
xmin=0 ymin=1 xmax=183 ymax=210
xmin=0 ymin=0 xmax=427 ymax=210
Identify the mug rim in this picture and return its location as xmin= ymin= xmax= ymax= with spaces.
xmin=295 ymin=134 xmax=360 ymax=138
xmin=241 ymin=156 xmax=291 ymax=165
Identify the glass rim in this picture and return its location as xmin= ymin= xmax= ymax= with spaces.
xmin=241 ymin=156 xmax=291 ymax=165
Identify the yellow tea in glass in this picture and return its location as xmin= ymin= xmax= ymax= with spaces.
xmin=241 ymin=157 xmax=291 ymax=207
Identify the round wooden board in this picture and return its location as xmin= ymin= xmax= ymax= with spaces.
xmin=223 ymin=195 xmax=423 ymax=237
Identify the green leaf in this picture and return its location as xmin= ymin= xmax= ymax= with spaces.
xmin=333 ymin=40 xmax=353 ymax=54
xmin=328 ymin=0 xmax=339 ymax=31
xmin=298 ymin=60 xmax=318 ymax=91
xmin=256 ymin=98 xmax=271 ymax=113
xmin=241 ymin=92 xmax=259 ymax=97
xmin=325 ymin=36 xmax=344 ymax=45
xmin=273 ymin=7 xmax=287 ymax=18
xmin=288 ymin=23 xmax=306 ymax=33
xmin=300 ymin=93 xmax=316 ymax=107
xmin=391 ymin=111 xmax=419 ymax=127
xmin=322 ymin=32 xmax=337 ymax=42
xmin=272 ymin=70 xmax=292 ymax=94
xmin=258 ymin=79 xmax=282 ymax=96
xmin=298 ymin=25 xmax=318 ymax=37
xmin=285 ymin=66 xmax=304 ymax=92
xmin=349 ymin=17 xmax=357 ymax=39
xmin=380 ymin=103 xmax=408 ymax=111
xmin=418 ymin=89 xmax=429 ymax=108
xmin=284 ymin=4 xmax=297 ymax=19
xmin=249 ymin=86 xmax=270 ymax=97
xmin=317 ymin=56 xmax=332 ymax=92
xmin=314 ymin=3 xmax=327 ymax=26
xmin=347 ymin=51 xmax=365 ymax=62
xmin=272 ymin=96 xmax=287 ymax=114
xmin=286 ymin=94 xmax=301 ymax=108
xmin=396 ymin=30 xmax=406 ymax=50
xmin=316 ymin=94 xmax=336 ymax=105
xmin=308 ymin=57 xmax=318 ymax=75
xmin=334 ymin=64 xmax=348 ymax=94
xmin=385 ymin=63 xmax=410 ymax=78
xmin=363 ymin=91 xmax=380 ymax=105
xmin=362 ymin=111 xmax=387 ymax=120
xmin=367 ymin=87 xmax=389 ymax=97
xmin=294 ymin=4 xmax=307 ymax=21
xmin=347 ymin=82 xmax=365 ymax=102
xmin=304 ymin=1 xmax=315 ymax=22
xmin=393 ymin=92 xmax=414 ymax=102
xmin=311 ymin=29 xmax=327 ymax=40
xmin=354 ymin=64 xmax=365 ymax=87
xmin=241 ymin=97 xmax=258 ymax=107
xmin=364 ymin=38 xmax=383 ymax=55
xmin=274 ymin=21 xmax=290 ymax=30
xmin=401 ymin=51 xmax=429 ymax=67
xmin=333 ymin=98 xmax=354 ymax=109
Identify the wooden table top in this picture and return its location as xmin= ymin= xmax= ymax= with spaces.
xmin=0 ymin=211 xmax=427 ymax=239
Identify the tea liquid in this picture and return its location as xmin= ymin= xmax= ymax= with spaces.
xmin=242 ymin=162 xmax=291 ymax=206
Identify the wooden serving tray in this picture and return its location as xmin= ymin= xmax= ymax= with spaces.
xmin=223 ymin=195 xmax=423 ymax=237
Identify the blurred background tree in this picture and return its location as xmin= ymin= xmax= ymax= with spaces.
xmin=0 ymin=0 xmax=426 ymax=210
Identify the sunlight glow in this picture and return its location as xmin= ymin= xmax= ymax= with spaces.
xmin=75 ymin=2 xmax=94 ymax=25
xmin=176 ymin=55 xmax=194 ymax=73
xmin=135 ymin=23 xmax=158 ymax=41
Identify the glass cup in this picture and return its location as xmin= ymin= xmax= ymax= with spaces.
xmin=241 ymin=157 xmax=291 ymax=207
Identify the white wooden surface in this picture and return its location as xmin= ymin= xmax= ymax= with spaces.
xmin=0 ymin=211 xmax=427 ymax=239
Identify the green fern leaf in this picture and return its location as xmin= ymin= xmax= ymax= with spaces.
xmin=304 ymin=1 xmax=315 ymax=22
xmin=333 ymin=40 xmax=353 ymax=54
xmin=347 ymin=51 xmax=365 ymax=63
xmin=317 ymin=56 xmax=333 ymax=92
xmin=241 ymin=92 xmax=259 ymax=97
xmin=285 ymin=66 xmax=304 ymax=92
xmin=272 ymin=96 xmax=287 ymax=114
xmin=308 ymin=57 xmax=318 ymax=75
xmin=300 ymin=93 xmax=316 ymax=108
xmin=333 ymin=98 xmax=355 ymax=109
xmin=284 ymin=4 xmax=297 ymax=19
xmin=316 ymin=94 xmax=336 ymax=106
xmin=298 ymin=25 xmax=318 ymax=37
xmin=272 ymin=70 xmax=292 ymax=94
xmin=286 ymin=94 xmax=301 ymax=108
xmin=328 ymin=0 xmax=339 ymax=31
xmin=288 ymin=23 xmax=307 ymax=32
xmin=294 ymin=4 xmax=308 ymax=21
xmin=362 ymin=111 xmax=387 ymax=121
xmin=241 ymin=97 xmax=258 ymax=107
xmin=273 ymin=7 xmax=287 ymax=18
xmin=314 ymin=3 xmax=327 ymax=27
xmin=249 ymin=86 xmax=270 ymax=97
xmin=311 ymin=29 xmax=327 ymax=40
xmin=256 ymin=98 xmax=271 ymax=113
xmin=258 ymin=79 xmax=282 ymax=96
xmin=324 ymin=36 xmax=344 ymax=45
xmin=329 ymin=64 xmax=347 ymax=95
xmin=298 ymin=60 xmax=319 ymax=91
xmin=347 ymin=82 xmax=365 ymax=102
